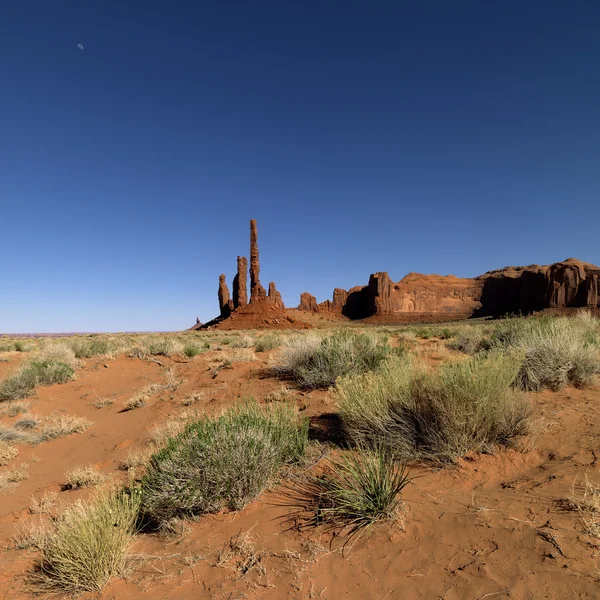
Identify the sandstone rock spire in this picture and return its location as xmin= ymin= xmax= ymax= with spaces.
xmin=268 ymin=281 xmax=285 ymax=309
xmin=233 ymin=256 xmax=248 ymax=309
xmin=249 ymin=219 xmax=266 ymax=303
xmin=218 ymin=274 xmax=233 ymax=317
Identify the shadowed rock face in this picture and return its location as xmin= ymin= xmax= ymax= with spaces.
xmin=218 ymin=274 xmax=233 ymax=317
xmin=250 ymin=219 xmax=267 ymax=303
xmin=233 ymin=256 xmax=248 ymax=309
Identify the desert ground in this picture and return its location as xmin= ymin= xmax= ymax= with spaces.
xmin=1 ymin=316 xmax=599 ymax=599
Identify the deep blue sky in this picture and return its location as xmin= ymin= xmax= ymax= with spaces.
xmin=2 ymin=2 xmax=599 ymax=332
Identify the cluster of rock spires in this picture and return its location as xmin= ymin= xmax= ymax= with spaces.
xmin=215 ymin=220 xmax=285 ymax=320
xmin=298 ymin=258 xmax=600 ymax=319
xmin=198 ymin=220 xmax=599 ymax=329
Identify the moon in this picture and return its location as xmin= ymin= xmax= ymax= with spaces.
xmin=77 ymin=44 xmax=84 ymax=50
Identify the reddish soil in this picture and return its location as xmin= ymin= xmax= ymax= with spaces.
xmin=1 ymin=345 xmax=599 ymax=599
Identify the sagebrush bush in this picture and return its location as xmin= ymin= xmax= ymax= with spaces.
xmin=34 ymin=488 xmax=141 ymax=593
xmin=69 ymin=338 xmax=113 ymax=359
xmin=183 ymin=342 xmax=208 ymax=358
xmin=255 ymin=334 xmax=281 ymax=352
xmin=274 ymin=330 xmax=391 ymax=389
xmin=140 ymin=401 xmax=308 ymax=524
xmin=446 ymin=326 xmax=490 ymax=354
xmin=0 ymin=360 xmax=75 ymax=402
xmin=491 ymin=311 xmax=600 ymax=391
xmin=292 ymin=444 xmax=411 ymax=536
xmin=337 ymin=353 xmax=531 ymax=462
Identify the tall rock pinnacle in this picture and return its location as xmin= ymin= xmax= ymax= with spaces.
xmin=218 ymin=274 xmax=233 ymax=317
xmin=249 ymin=219 xmax=266 ymax=303
xmin=233 ymin=256 xmax=248 ymax=309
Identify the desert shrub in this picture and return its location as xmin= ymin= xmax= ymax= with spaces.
xmin=14 ymin=415 xmax=41 ymax=430
xmin=0 ymin=440 xmax=18 ymax=466
xmin=33 ymin=488 xmax=141 ymax=593
xmin=0 ymin=341 xmax=14 ymax=352
xmin=0 ymin=360 xmax=75 ymax=402
xmin=36 ymin=343 xmax=79 ymax=367
xmin=491 ymin=311 xmax=600 ymax=391
xmin=1 ymin=400 xmax=31 ymax=416
xmin=13 ymin=341 xmax=30 ymax=352
xmin=274 ymin=330 xmax=391 ymax=389
xmin=183 ymin=343 xmax=208 ymax=358
xmin=337 ymin=353 xmax=531 ymax=462
xmin=447 ymin=326 xmax=490 ymax=354
xmin=63 ymin=465 xmax=106 ymax=490
xmin=69 ymin=338 xmax=113 ymax=359
xmin=229 ymin=335 xmax=255 ymax=349
xmin=135 ymin=336 xmax=183 ymax=358
xmin=255 ymin=334 xmax=281 ymax=352
xmin=140 ymin=401 xmax=308 ymax=524
xmin=292 ymin=445 xmax=411 ymax=536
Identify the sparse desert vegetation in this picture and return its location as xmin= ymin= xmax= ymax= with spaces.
xmin=0 ymin=316 xmax=599 ymax=597
xmin=273 ymin=330 xmax=391 ymax=388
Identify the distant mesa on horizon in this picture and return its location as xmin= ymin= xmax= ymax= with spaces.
xmin=191 ymin=220 xmax=600 ymax=331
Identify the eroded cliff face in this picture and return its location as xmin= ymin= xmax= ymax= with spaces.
xmin=297 ymin=258 xmax=600 ymax=319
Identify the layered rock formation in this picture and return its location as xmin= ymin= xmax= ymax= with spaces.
xmin=201 ymin=222 xmax=599 ymax=329
xmin=298 ymin=258 xmax=600 ymax=320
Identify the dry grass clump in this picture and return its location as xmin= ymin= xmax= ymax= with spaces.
xmin=68 ymin=337 xmax=115 ymax=359
xmin=40 ymin=413 xmax=92 ymax=441
xmin=492 ymin=311 xmax=600 ymax=391
xmin=290 ymin=445 xmax=411 ymax=537
xmin=1 ymin=400 xmax=31 ymax=416
xmin=0 ymin=358 xmax=75 ymax=402
xmin=119 ymin=447 xmax=154 ymax=472
xmin=229 ymin=335 xmax=255 ymax=349
xmin=0 ymin=440 xmax=18 ymax=466
xmin=568 ymin=475 xmax=600 ymax=538
xmin=216 ymin=530 xmax=266 ymax=577
xmin=91 ymin=397 xmax=114 ymax=409
xmin=140 ymin=401 xmax=308 ymax=525
xmin=63 ymin=465 xmax=106 ymax=490
xmin=255 ymin=333 xmax=281 ymax=352
xmin=123 ymin=367 xmax=182 ymax=411
xmin=32 ymin=487 xmax=141 ymax=593
xmin=274 ymin=330 xmax=391 ymax=389
xmin=181 ymin=391 xmax=203 ymax=406
xmin=337 ymin=353 xmax=531 ymax=462
xmin=13 ymin=517 xmax=50 ymax=550
xmin=135 ymin=335 xmax=184 ymax=358
xmin=265 ymin=385 xmax=292 ymax=403
xmin=221 ymin=348 xmax=257 ymax=363
xmin=0 ymin=463 xmax=29 ymax=492
xmin=30 ymin=490 xmax=59 ymax=514
xmin=0 ymin=425 xmax=37 ymax=444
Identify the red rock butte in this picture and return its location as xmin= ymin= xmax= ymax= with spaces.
xmin=193 ymin=221 xmax=600 ymax=329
